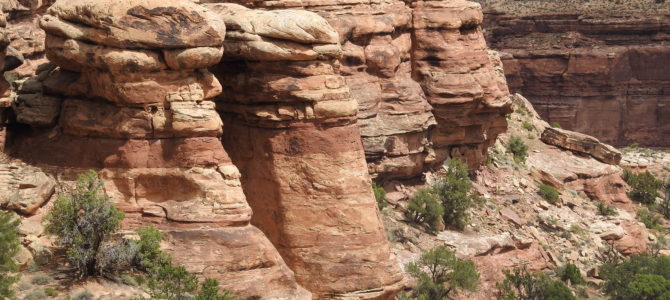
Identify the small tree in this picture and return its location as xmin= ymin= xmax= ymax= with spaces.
xmin=637 ymin=207 xmax=664 ymax=231
xmin=372 ymin=182 xmax=387 ymax=210
xmin=497 ymin=266 xmax=575 ymax=300
xmin=0 ymin=211 xmax=20 ymax=299
xmin=135 ymin=226 xmax=172 ymax=273
xmin=556 ymin=263 xmax=585 ymax=285
xmin=601 ymin=254 xmax=670 ymax=300
xmin=507 ymin=136 xmax=529 ymax=164
xmin=44 ymin=170 xmax=125 ymax=277
xmin=627 ymin=171 xmax=662 ymax=205
xmin=195 ymin=278 xmax=235 ymax=300
xmin=406 ymin=188 xmax=444 ymax=233
xmin=405 ymin=246 xmax=479 ymax=299
xmin=436 ymin=159 xmax=476 ymax=230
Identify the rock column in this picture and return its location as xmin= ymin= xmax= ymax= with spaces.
xmin=208 ymin=4 xmax=405 ymax=298
xmin=411 ymin=0 xmax=512 ymax=167
xmin=9 ymin=1 xmax=309 ymax=298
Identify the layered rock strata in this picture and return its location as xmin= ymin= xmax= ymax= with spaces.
xmin=208 ymin=3 xmax=405 ymax=297
xmin=541 ymin=127 xmax=622 ymax=165
xmin=205 ymin=0 xmax=512 ymax=178
xmin=8 ymin=1 xmax=309 ymax=299
xmin=475 ymin=0 xmax=670 ymax=147
xmin=0 ymin=12 xmax=9 ymax=151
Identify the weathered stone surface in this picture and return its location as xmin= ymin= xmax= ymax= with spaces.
xmin=43 ymin=0 xmax=226 ymax=49
xmin=476 ymin=0 xmax=670 ymax=147
xmin=0 ymin=163 xmax=56 ymax=215
xmin=12 ymin=93 xmax=62 ymax=126
xmin=541 ymin=127 xmax=622 ymax=165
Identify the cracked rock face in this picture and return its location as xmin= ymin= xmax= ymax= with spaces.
xmin=8 ymin=1 xmax=309 ymax=299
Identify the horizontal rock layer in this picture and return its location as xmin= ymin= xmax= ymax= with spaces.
xmin=477 ymin=0 xmax=670 ymax=147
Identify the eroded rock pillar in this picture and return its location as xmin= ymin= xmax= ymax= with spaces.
xmin=208 ymin=4 xmax=405 ymax=298
xmin=8 ymin=1 xmax=309 ymax=298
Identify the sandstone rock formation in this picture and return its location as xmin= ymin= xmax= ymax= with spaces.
xmin=474 ymin=0 xmax=670 ymax=147
xmin=0 ymin=162 xmax=55 ymax=215
xmin=0 ymin=12 xmax=9 ymax=151
xmin=208 ymin=3 xmax=405 ymax=297
xmin=210 ymin=0 xmax=512 ymax=179
xmin=8 ymin=1 xmax=310 ymax=298
xmin=541 ymin=127 xmax=622 ymax=165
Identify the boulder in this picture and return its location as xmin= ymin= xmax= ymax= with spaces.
xmin=541 ymin=127 xmax=622 ymax=165
xmin=0 ymin=163 xmax=56 ymax=215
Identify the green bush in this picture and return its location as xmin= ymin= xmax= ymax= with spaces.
xmin=507 ymin=136 xmax=529 ymax=164
xmin=597 ymin=201 xmax=619 ymax=216
xmin=195 ymin=278 xmax=236 ymax=300
xmin=522 ymin=121 xmax=534 ymax=132
xmin=45 ymin=287 xmax=58 ymax=297
xmin=406 ymin=188 xmax=444 ymax=233
xmin=551 ymin=122 xmax=562 ymax=129
xmin=0 ymin=211 xmax=20 ymax=299
xmin=497 ymin=266 xmax=576 ymax=300
xmin=372 ymin=182 xmax=387 ymax=210
xmin=44 ymin=170 xmax=125 ymax=278
xmin=638 ymin=207 xmax=664 ymax=231
xmin=404 ymin=246 xmax=479 ymax=299
xmin=659 ymin=181 xmax=670 ymax=219
xmin=601 ymin=254 xmax=670 ymax=300
xmin=538 ymin=184 xmax=559 ymax=204
xmin=30 ymin=274 xmax=51 ymax=285
xmin=135 ymin=226 xmax=171 ymax=273
xmin=556 ymin=263 xmax=584 ymax=285
xmin=626 ymin=171 xmax=662 ymax=205
xmin=436 ymin=159 xmax=477 ymax=230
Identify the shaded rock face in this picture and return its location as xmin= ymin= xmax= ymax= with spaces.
xmin=475 ymin=0 xmax=670 ymax=147
xmin=207 ymin=0 xmax=511 ymax=179
xmin=208 ymin=3 xmax=405 ymax=297
xmin=7 ymin=1 xmax=310 ymax=299
xmin=0 ymin=12 xmax=10 ymax=151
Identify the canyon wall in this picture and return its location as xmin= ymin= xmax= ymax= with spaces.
xmin=474 ymin=0 xmax=670 ymax=147
xmin=201 ymin=0 xmax=512 ymax=179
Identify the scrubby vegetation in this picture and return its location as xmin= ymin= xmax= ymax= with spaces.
xmin=537 ymin=184 xmax=559 ymax=204
xmin=399 ymin=246 xmax=479 ymax=299
xmin=597 ymin=200 xmax=618 ymax=216
xmin=0 ymin=211 xmax=20 ymax=299
xmin=637 ymin=207 xmax=664 ymax=232
xmin=555 ymin=263 xmax=584 ymax=285
xmin=372 ymin=182 xmax=387 ymax=210
xmin=624 ymin=169 xmax=662 ymax=205
xmin=507 ymin=136 xmax=529 ymax=164
xmin=44 ymin=170 xmax=125 ymax=277
xmin=522 ymin=121 xmax=534 ymax=132
xmin=406 ymin=159 xmax=480 ymax=232
xmin=600 ymin=254 xmax=670 ymax=299
xmin=497 ymin=266 xmax=575 ymax=300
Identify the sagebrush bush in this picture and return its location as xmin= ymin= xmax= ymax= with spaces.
xmin=637 ymin=207 xmax=664 ymax=231
xmin=44 ymin=170 xmax=125 ymax=278
xmin=506 ymin=136 xmax=529 ymax=164
xmin=31 ymin=274 xmax=51 ymax=285
xmin=538 ymin=184 xmax=559 ymax=204
xmin=24 ymin=289 xmax=47 ymax=300
xmin=406 ymin=187 xmax=444 ymax=233
xmin=0 ymin=211 xmax=20 ymax=299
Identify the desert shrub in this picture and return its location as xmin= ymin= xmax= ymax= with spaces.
xmin=73 ymin=290 xmax=94 ymax=300
xmin=551 ymin=122 xmax=562 ymax=129
xmin=556 ymin=263 xmax=584 ymax=285
xmin=0 ymin=211 xmax=20 ymax=299
xmin=30 ymin=274 xmax=51 ymax=285
xmin=44 ymin=170 xmax=125 ymax=278
xmin=597 ymin=201 xmax=618 ymax=216
xmin=537 ymin=184 xmax=559 ymax=204
xmin=522 ymin=121 xmax=534 ymax=132
xmin=406 ymin=188 xmax=444 ymax=233
xmin=134 ymin=226 xmax=171 ymax=273
xmin=659 ymin=181 xmax=670 ymax=219
xmin=601 ymin=254 xmax=670 ymax=300
xmin=507 ymin=136 xmax=529 ymax=164
xmin=637 ymin=207 xmax=664 ymax=231
xmin=195 ymin=278 xmax=236 ymax=300
xmin=95 ymin=239 xmax=138 ymax=274
xmin=45 ymin=287 xmax=58 ymax=297
xmin=626 ymin=171 xmax=662 ymax=205
xmin=497 ymin=266 xmax=575 ymax=300
xmin=404 ymin=246 xmax=479 ymax=299
xmin=23 ymin=289 xmax=47 ymax=300
xmin=372 ymin=182 xmax=387 ymax=210
xmin=435 ymin=159 xmax=478 ymax=230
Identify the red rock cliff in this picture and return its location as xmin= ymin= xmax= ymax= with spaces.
xmin=475 ymin=0 xmax=670 ymax=147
